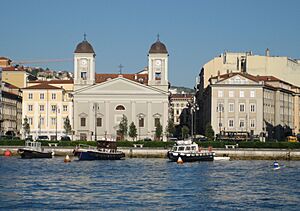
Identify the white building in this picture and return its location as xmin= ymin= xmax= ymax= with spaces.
xmin=73 ymin=37 xmax=170 ymax=141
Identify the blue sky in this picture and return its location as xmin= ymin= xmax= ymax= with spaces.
xmin=1 ymin=0 xmax=300 ymax=88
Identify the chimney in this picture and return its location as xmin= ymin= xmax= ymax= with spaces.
xmin=266 ymin=48 xmax=270 ymax=57
xmin=217 ymin=70 xmax=220 ymax=81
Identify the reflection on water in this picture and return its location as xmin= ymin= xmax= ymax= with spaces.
xmin=0 ymin=157 xmax=299 ymax=210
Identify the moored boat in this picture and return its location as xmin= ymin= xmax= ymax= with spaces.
xmin=73 ymin=139 xmax=125 ymax=161
xmin=18 ymin=141 xmax=53 ymax=159
xmin=167 ymin=139 xmax=214 ymax=162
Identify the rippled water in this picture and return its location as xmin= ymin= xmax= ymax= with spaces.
xmin=0 ymin=157 xmax=299 ymax=210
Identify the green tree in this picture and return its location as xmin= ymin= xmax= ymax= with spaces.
xmin=64 ymin=116 xmax=72 ymax=135
xmin=23 ymin=117 xmax=30 ymax=138
xmin=155 ymin=121 xmax=163 ymax=141
xmin=205 ymin=123 xmax=215 ymax=141
xmin=181 ymin=125 xmax=189 ymax=139
xmin=165 ymin=119 xmax=175 ymax=139
xmin=128 ymin=122 xmax=137 ymax=141
xmin=118 ymin=115 xmax=128 ymax=140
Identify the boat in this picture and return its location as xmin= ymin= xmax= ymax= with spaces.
xmin=73 ymin=139 xmax=125 ymax=161
xmin=214 ymin=156 xmax=230 ymax=161
xmin=167 ymin=139 xmax=215 ymax=162
xmin=18 ymin=141 xmax=53 ymax=159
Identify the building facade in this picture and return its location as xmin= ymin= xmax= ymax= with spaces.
xmin=22 ymin=80 xmax=73 ymax=140
xmin=73 ymin=37 xmax=170 ymax=141
xmin=199 ymin=72 xmax=300 ymax=140
xmin=0 ymin=81 xmax=22 ymax=136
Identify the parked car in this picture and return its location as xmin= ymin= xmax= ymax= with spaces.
xmin=60 ymin=136 xmax=71 ymax=141
xmin=37 ymin=135 xmax=49 ymax=141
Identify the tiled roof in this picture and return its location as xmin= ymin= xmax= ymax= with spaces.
xmin=23 ymin=83 xmax=61 ymax=90
xmin=171 ymin=94 xmax=193 ymax=99
xmin=28 ymin=79 xmax=73 ymax=84
xmin=95 ymin=73 xmax=148 ymax=85
xmin=2 ymin=66 xmax=26 ymax=71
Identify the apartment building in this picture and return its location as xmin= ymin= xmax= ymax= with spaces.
xmin=170 ymin=93 xmax=193 ymax=125
xmin=22 ymin=80 xmax=73 ymax=140
xmin=199 ymin=72 xmax=299 ymax=140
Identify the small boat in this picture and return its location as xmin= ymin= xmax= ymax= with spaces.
xmin=18 ymin=141 xmax=53 ymax=159
xmin=73 ymin=139 xmax=125 ymax=161
xmin=167 ymin=139 xmax=215 ymax=162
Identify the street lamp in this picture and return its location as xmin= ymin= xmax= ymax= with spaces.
xmin=188 ymin=101 xmax=199 ymax=140
xmin=93 ymin=103 xmax=98 ymax=141
xmin=138 ymin=114 xmax=143 ymax=141
xmin=55 ymin=106 xmax=60 ymax=141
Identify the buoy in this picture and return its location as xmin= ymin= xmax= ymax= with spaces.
xmin=64 ymin=155 xmax=71 ymax=163
xmin=273 ymin=161 xmax=280 ymax=170
xmin=177 ymin=156 xmax=183 ymax=164
xmin=4 ymin=149 xmax=12 ymax=157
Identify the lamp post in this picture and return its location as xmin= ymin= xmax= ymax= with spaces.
xmin=189 ymin=100 xmax=199 ymax=140
xmin=55 ymin=106 xmax=60 ymax=141
xmin=138 ymin=114 xmax=143 ymax=141
xmin=93 ymin=103 xmax=98 ymax=141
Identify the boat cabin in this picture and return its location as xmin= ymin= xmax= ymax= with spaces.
xmin=172 ymin=140 xmax=199 ymax=153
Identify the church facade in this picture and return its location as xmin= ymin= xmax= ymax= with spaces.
xmin=73 ymin=37 xmax=170 ymax=141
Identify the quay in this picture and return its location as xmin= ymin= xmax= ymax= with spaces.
xmin=1 ymin=146 xmax=300 ymax=160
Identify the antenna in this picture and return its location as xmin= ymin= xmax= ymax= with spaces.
xmin=118 ymin=64 xmax=124 ymax=74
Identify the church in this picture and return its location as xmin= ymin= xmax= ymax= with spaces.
xmin=73 ymin=36 xmax=170 ymax=141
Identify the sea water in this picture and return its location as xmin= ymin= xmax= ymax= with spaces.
xmin=0 ymin=157 xmax=299 ymax=210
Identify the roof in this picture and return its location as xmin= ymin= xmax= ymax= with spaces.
xmin=23 ymin=83 xmax=62 ymax=90
xmin=171 ymin=94 xmax=193 ymax=99
xmin=2 ymin=66 xmax=27 ymax=71
xmin=149 ymin=39 xmax=168 ymax=54
xmin=0 ymin=56 xmax=11 ymax=61
xmin=95 ymin=73 xmax=148 ymax=85
xmin=74 ymin=40 xmax=95 ymax=54
xmin=28 ymin=79 xmax=74 ymax=84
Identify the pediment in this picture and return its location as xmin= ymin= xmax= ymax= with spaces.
xmin=218 ymin=74 xmax=260 ymax=85
xmin=74 ymin=77 xmax=168 ymax=95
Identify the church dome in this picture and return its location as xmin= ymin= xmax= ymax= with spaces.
xmin=149 ymin=37 xmax=168 ymax=54
xmin=74 ymin=39 xmax=95 ymax=54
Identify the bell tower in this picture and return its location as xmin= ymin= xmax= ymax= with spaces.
xmin=74 ymin=34 xmax=96 ymax=90
xmin=148 ymin=35 xmax=169 ymax=92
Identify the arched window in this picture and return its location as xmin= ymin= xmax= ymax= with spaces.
xmin=116 ymin=105 xmax=125 ymax=110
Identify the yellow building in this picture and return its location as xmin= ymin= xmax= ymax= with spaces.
xmin=2 ymin=66 xmax=36 ymax=88
xmin=22 ymin=80 xmax=73 ymax=140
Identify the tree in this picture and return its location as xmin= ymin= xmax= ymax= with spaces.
xmin=118 ymin=115 xmax=128 ymax=140
xmin=205 ymin=123 xmax=215 ymax=141
xmin=128 ymin=122 xmax=137 ymax=141
xmin=23 ymin=117 xmax=30 ymax=138
xmin=64 ymin=116 xmax=72 ymax=135
xmin=165 ymin=119 xmax=175 ymax=139
xmin=155 ymin=121 xmax=163 ymax=141
xmin=181 ymin=126 xmax=189 ymax=139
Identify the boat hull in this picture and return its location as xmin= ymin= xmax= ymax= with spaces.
xmin=167 ymin=151 xmax=214 ymax=162
xmin=74 ymin=150 xmax=125 ymax=161
xmin=18 ymin=149 xmax=52 ymax=159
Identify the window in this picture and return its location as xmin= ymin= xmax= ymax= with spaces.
xmin=155 ymin=118 xmax=160 ymax=127
xmin=116 ymin=105 xmax=125 ymax=110
xmin=250 ymin=119 xmax=255 ymax=128
xmin=155 ymin=72 xmax=161 ymax=80
xmin=29 ymin=93 xmax=33 ymax=99
xmin=63 ymin=105 xmax=68 ymax=112
xmin=139 ymin=117 xmax=144 ymax=127
xmin=52 ymin=93 xmax=56 ymax=100
xmin=229 ymin=91 xmax=234 ymax=98
xmin=240 ymin=91 xmax=244 ymax=98
xmin=229 ymin=103 xmax=234 ymax=112
xmin=52 ymin=105 xmax=56 ymax=112
xmin=228 ymin=119 xmax=234 ymax=128
xmin=97 ymin=118 xmax=102 ymax=127
xmin=51 ymin=118 xmax=56 ymax=126
xmin=28 ymin=105 xmax=33 ymax=111
xmin=218 ymin=121 xmax=222 ymax=128
xmin=81 ymin=72 xmax=87 ymax=80
xmin=40 ymin=93 xmax=44 ymax=99
xmin=250 ymin=91 xmax=255 ymax=98
xmin=28 ymin=117 xmax=33 ymax=125
xmin=176 ymin=109 xmax=179 ymax=115
xmin=239 ymin=119 xmax=245 ymax=128
xmin=239 ymin=103 xmax=245 ymax=112
xmin=218 ymin=90 xmax=223 ymax=97
xmin=81 ymin=118 xmax=86 ymax=127
xmin=250 ymin=104 xmax=256 ymax=112
xmin=40 ymin=105 xmax=44 ymax=111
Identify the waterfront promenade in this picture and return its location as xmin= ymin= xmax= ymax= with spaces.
xmin=1 ymin=146 xmax=300 ymax=160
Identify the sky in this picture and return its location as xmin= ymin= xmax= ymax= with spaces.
xmin=1 ymin=0 xmax=300 ymax=88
